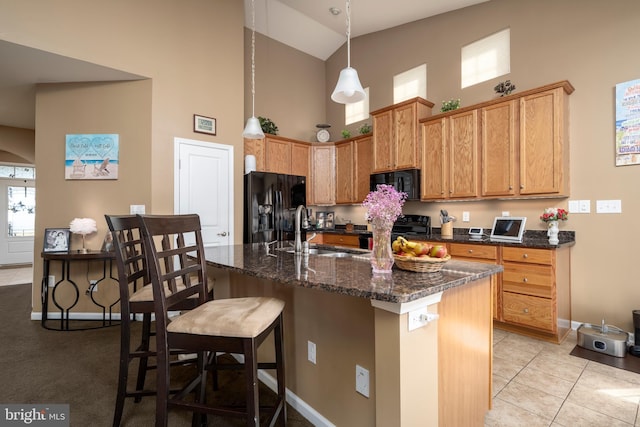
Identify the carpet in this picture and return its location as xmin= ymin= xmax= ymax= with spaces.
xmin=0 ymin=283 xmax=312 ymax=426
xmin=0 ymin=267 xmax=32 ymax=287
xmin=571 ymin=345 xmax=640 ymax=374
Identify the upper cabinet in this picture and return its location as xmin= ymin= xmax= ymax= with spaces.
xmin=371 ymin=97 xmax=434 ymax=173
xmin=335 ymin=135 xmax=373 ymax=204
xmin=309 ymin=145 xmax=336 ymax=206
xmin=244 ymin=135 xmax=309 ymax=178
xmin=421 ymin=81 xmax=573 ymax=202
xmin=421 ymin=110 xmax=479 ymax=200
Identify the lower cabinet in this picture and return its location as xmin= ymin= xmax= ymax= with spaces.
xmin=440 ymin=241 xmax=571 ymax=343
xmin=309 ymin=232 xmax=360 ymax=248
xmin=498 ymin=246 xmax=571 ymax=343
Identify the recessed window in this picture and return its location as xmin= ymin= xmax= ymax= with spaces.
xmin=345 ymin=87 xmax=370 ymax=125
xmin=461 ymin=28 xmax=510 ymax=88
xmin=394 ymin=64 xmax=427 ymax=104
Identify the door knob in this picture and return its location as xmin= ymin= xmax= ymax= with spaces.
xmin=217 ymin=232 xmax=227 ymax=236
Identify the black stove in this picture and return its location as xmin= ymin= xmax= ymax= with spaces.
xmin=392 ymin=214 xmax=431 ymax=239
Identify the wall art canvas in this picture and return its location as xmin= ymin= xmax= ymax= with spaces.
xmin=615 ymin=79 xmax=640 ymax=166
xmin=65 ymin=134 xmax=119 ymax=180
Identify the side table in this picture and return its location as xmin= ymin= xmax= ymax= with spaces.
xmin=41 ymin=250 xmax=118 ymax=331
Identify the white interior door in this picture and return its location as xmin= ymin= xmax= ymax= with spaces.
xmin=174 ymin=138 xmax=233 ymax=247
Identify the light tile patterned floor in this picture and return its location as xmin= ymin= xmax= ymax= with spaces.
xmin=0 ymin=266 xmax=32 ymax=287
xmin=486 ymin=328 xmax=640 ymax=426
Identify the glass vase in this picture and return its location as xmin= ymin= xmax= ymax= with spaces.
xmin=370 ymin=221 xmax=394 ymax=274
xmin=547 ymin=220 xmax=559 ymax=245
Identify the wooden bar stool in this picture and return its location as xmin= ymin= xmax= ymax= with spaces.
xmin=137 ymin=213 xmax=286 ymax=427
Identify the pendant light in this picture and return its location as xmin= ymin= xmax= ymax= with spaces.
xmin=243 ymin=0 xmax=265 ymax=139
xmin=331 ymin=0 xmax=366 ymax=104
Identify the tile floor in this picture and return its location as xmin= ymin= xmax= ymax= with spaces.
xmin=486 ymin=328 xmax=640 ymax=426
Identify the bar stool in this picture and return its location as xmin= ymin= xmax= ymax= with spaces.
xmin=138 ymin=213 xmax=286 ymax=427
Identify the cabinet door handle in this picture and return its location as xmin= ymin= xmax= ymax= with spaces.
xmin=522 ymin=277 xmax=528 ymax=283
xmin=523 ymin=254 xmax=528 ymax=259
xmin=468 ymin=249 xmax=473 ymax=253
xmin=523 ymin=308 xmax=529 ymax=313
xmin=520 ymin=184 xmax=525 ymax=189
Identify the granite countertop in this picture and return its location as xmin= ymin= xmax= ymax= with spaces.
xmin=313 ymin=227 xmax=576 ymax=250
xmin=203 ymin=243 xmax=502 ymax=304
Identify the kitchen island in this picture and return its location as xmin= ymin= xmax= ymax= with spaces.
xmin=204 ymin=243 xmax=502 ymax=426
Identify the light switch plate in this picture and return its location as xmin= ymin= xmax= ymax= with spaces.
xmin=596 ymin=200 xmax=622 ymax=214
xmin=130 ymin=204 xmax=146 ymax=214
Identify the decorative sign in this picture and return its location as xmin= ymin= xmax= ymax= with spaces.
xmin=615 ymin=79 xmax=640 ymax=166
xmin=65 ymin=134 xmax=119 ymax=180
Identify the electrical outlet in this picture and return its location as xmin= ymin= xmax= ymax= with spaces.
xmin=596 ymin=199 xmax=622 ymax=214
xmin=307 ymin=340 xmax=316 ymax=364
xmin=502 ymin=211 xmax=510 ymax=217
xmin=48 ymin=275 xmax=55 ymax=287
xmin=355 ymin=365 xmax=370 ymax=397
xmin=90 ymin=280 xmax=98 ymax=292
xmin=462 ymin=211 xmax=470 ymax=222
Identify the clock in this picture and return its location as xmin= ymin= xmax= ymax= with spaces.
xmin=316 ymin=128 xmax=331 ymax=142
xmin=316 ymin=124 xmax=331 ymax=142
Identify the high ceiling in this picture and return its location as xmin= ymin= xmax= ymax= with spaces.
xmin=1 ymin=0 xmax=488 ymax=131
xmin=247 ymin=0 xmax=489 ymax=60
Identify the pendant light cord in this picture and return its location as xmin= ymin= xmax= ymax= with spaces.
xmin=346 ymin=0 xmax=351 ymax=68
xmin=251 ymin=0 xmax=256 ymax=117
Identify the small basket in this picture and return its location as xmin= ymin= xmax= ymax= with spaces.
xmin=394 ymin=254 xmax=451 ymax=273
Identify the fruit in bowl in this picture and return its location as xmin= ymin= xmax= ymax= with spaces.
xmin=429 ymin=245 xmax=448 ymax=258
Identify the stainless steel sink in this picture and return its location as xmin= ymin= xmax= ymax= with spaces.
xmin=278 ymin=247 xmax=352 ymax=258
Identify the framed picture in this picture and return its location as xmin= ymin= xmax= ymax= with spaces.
xmin=193 ymin=114 xmax=216 ymax=135
xmin=324 ymin=212 xmax=335 ymax=229
xmin=44 ymin=228 xmax=70 ymax=253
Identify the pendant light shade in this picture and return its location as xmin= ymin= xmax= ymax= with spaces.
xmin=331 ymin=0 xmax=365 ymax=104
xmin=243 ymin=0 xmax=265 ymax=139
xmin=331 ymin=67 xmax=365 ymax=103
xmin=243 ymin=116 xmax=264 ymax=139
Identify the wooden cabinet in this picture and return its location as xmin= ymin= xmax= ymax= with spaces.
xmin=498 ymin=246 xmax=571 ymax=343
xmin=335 ymin=135 xmax=372 ymax=204
xmin=481 ymin=100 xmax=517 ymax=197
xmin=420 ymin=110 xmax=479 ymax=200
xmin=519 ymin=85 xmax=571 ymax=196
xmin=244 ymin=137 xmax=266 ymax=172
xmin=244 ymin=135 xmax=309 ymax=177
xmin=322 ymin=233 xmax=360 ymax=248
xmin=309 ymin=145 xmax=335 ymax=205
xmin=449 ymin=243 xmax=500 ymax=320
xmin=421 ymin=80 xmax=573 ymax=202
xmin=371 ymin=97 xmax=433 ymax=173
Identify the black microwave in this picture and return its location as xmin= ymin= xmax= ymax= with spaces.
xmin=370 ymin=169 xmax=420 ymax=200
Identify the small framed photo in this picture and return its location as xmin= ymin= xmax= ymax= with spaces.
xmin=193 ymin=114 xmax=216 ymax=135
xmin=44 ymin=228 xmax=70 ymax=253
xmin=324 ymin=212 xmax=335 ymax=229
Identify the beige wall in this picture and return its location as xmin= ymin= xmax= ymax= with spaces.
xmin=0 ymin=0 xmax=244 ymax=309
xmin=254 ymin=0 xmax=640 ymax=331
xmin=248 ymin=30 xmax=327 ymax=142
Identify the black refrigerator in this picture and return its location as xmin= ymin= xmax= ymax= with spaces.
xmin=244 ymin=172 xmax=306 ymax=244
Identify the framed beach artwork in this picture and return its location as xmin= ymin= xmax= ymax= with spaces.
xmin=65 ymin=134 xmax=119 ymax=180
xmin=615 ymin=79 xmax=640 ymax=166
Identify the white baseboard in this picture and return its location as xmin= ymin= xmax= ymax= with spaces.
xmin=31 ymin=311 xmax=123 ymax=321
xmin=229 ymin=353 xmax=335 ymax=427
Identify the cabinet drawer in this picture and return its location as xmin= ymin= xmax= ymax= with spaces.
xmin=502 ymin=247 xmax=553 ymax=265
xmin=449 ymin=243 xmax=497 ymax=260
xmin=502 ymin=263 xmax=554 ymax=298
xmin=322 ymin=233 xmax=360 ymax=248
xmin=502 ymin=291 xmax=555 ymax=332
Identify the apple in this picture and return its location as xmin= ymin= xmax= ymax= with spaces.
xmin=429 ymin=245 xmax=448 ymax=258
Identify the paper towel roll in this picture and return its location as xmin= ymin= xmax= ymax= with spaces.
xmin=245 ymin=155 xmax=256 ymax=174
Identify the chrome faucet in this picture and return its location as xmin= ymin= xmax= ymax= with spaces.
xmin=294 ymin=204 xmax=306 ymax=253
